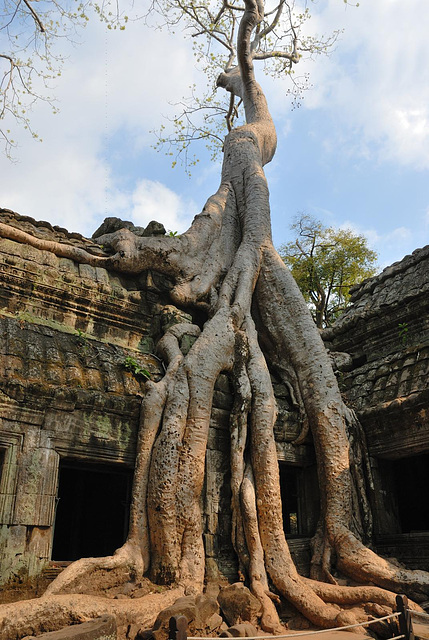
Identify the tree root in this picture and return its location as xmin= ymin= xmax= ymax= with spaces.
xmin=302 ymin=578 xmax=422 ymax=611
xmin=334 ymin=530 xmax=429 ymax=603
xmin=44 ymin=541 xmax=145 ymax=596
xmin=0 ymin=588 xmax=183 ymax=640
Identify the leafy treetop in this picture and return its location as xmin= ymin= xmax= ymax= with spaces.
xmin=279 ymin=213 xmax=378 ymax=328
xmin=150 ymin=0 xmax=341 ymax=171
xmin=1 ymin=0 xmax=340 ymax=164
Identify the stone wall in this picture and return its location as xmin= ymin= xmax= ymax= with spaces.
xmin=324 ymin=244 xmax=429 ymax=567
xmin=0 ymin=210 xmax=166 ymax=582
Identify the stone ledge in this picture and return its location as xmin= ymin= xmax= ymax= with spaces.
xmin=23 ymin=615 xmax=116 ymax=640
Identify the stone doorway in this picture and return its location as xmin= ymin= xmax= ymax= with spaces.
xmin=51 ymin=459 xmax=133 ymax=561
xmin=279 ymin=464 xmax=300 ymax=535
xmin=278 ymin=462 xmax=320 ymax=538
xmin=393 ymin=452 xmax=429 ymax=533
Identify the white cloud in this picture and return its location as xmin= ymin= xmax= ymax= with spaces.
xmin=130 ymin=179 xmax=196 ymax=232
xmin=0 ymin=14 xmax=201 ymax=238
xmin=1 ymin=140 xmax=109 ymax=234
xmin=297 ymin=0 xmax=429 ymax=169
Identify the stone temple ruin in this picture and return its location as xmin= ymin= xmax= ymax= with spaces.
xmin=0 ymin=208 xmax=428 ymax=589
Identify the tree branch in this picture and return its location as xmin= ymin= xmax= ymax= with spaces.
xmin=257 ymin=0 xmax=284 ymax=40
xmin=22 ymin=0 xmax=45 ymax=33
xmin=237 ymin=0 xmax=263 ymax=87
xmin=178 ymin=0 xmax=234 ymax=54
xmin=0 ymin=54 xmax=14 ymax=100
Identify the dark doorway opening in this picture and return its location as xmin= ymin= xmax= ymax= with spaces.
xmin=278 ymin=462 xmax=320 ymax=537
xmin=393 ymin=453 xmax=429 ymax=533
xmin=279 ymin=464 xmax=300 ymax=535
xmin=0 ymin=448 xmax=5 ymax=491
xmin=0 ymin=448 xmax=5 ymax=478
xmin=52 ymin=460 xmax=133 ymax=561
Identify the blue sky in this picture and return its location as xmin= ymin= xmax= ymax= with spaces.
xmin=1 ymin=0 xmax=428 ymax=271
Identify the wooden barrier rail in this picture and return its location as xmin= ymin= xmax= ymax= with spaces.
xmin=397 ymin=595 xmax=415 ymax=640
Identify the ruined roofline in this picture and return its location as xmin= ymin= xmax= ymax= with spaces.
xmin=348 ymin=243 xmax=429 ymax=303
xmin=0 ymin=207 xmax=102 ymax=252
xmin=323 ymin=243 xmax=429 ymax=343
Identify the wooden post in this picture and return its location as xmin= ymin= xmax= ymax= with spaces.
xmin=396 ymin=594 xmax=415 ymax=640
xmin=169 ymin=615 xmax=188 ymax=640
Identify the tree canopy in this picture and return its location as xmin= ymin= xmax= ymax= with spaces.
xmin=0 ymin=0 xmax=339 ymax=161
xmin=151 ymin=0 xmax=340 ymax=169
xmin=280 ymin=214 xmax=378 ymax=328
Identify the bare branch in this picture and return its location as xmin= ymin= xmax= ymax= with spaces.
xmin=253 ymin=49 xmax=298 ymax=62
xmin=0 ymin=54 xmax=14 ymax=92
xmin=22 ymin=0 xmax=45 ymax=32
xmin=177 ymin=0 xmax=234 ymax=54
xmin=257 ymin=0 xmax=284 ymax=40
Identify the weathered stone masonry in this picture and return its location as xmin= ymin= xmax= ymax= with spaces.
xmin=0 ymin=208 xmax=428 ymax=586
xmin=324 ymin=244 xmax=429 ymax=569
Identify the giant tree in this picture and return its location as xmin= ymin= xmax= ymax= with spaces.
xmin=1 ymin=0 xmax=429 ymax=636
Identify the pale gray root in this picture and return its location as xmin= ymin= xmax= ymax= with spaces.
xmin=256 ymin=246 xmax=429 ymax=602
xmin=309 ymin=521 xmax=337 ymax=585
xmin=229 ymin=331 xmax=252 ymax=578
xmin=173 ymin=308 xmax=237 ymax=591
xmin=302 ymin=578 xmax=423 ymax=612
xmin=0 ymin=222 xmax=111 ymax=266
xmin=46 ymin=323 xmax=199 ymax=596
xmin=0 ymin=588 xmax=183 ymax=640
xmin=44 ymin=540 xmax=144 ymax=597
xmin=241 ymin=462 xmax=285 ymax=634
xmin=245 ymin=316 xmax=358 ymax=629
xmin=344 ymin=406 xmax=374 ymax=541
xmin=129 ymin=323 xmax=201 ymax=568
xmin=147 ymin=306 xmax=236 ymax=590
xmin=0 ymin=185 xmax=238 ymax=306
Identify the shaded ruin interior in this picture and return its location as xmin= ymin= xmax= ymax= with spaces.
xmin=376 ymin=453 xmax=429 ymax=535
xmin=52 ymin=460 xmax=133 ymax=561
xmin=279 ymin=463 xmax=320 ymax=538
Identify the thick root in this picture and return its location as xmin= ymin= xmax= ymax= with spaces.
xmin=334 ymin=530 xmax=429 ymax=603
xmin=0 ymin=222 xmax=109 ymax=266
xmin=303 ymin=577 xmax=422 ymax=611
xmin=244 ymin=318 xmax=357 ymax=629
xmin=45 ymin=540 xmax=144 ymax=596
xmin=256 ymin=248 xmax=429 ymax=603
xmin=0 ymin=588 xmax=183 ymax=640
xmin=241 ymin=462 xmax=284 ymax=634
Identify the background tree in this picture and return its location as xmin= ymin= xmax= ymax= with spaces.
xmin=280 ymin=214 xmax=378 ymax=328
xmin=1 ymin=0 xmax=429 ymax=637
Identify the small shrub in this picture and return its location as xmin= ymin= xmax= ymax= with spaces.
xmin=398 ymin=322 xmax=409 ymax=346
xmin=123 ymin=356 xmax=151 ymax=380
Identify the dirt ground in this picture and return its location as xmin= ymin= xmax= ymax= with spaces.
xmin=0 ymin=574 xmax=53 ymax=604
xmin=0 ymin=568 xmax=167 ymax=606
